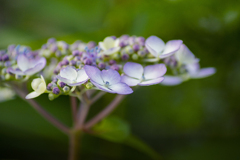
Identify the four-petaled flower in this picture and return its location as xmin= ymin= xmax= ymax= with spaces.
xmin=175 ymin=44 xmax=199 ymax=65
xmin=121 ymin=62 xmax=166 ymax=86
xmin=84 ymin=65 xmax=133 ymax=94
xmin=145 ymin=35 xmax=183 ymax=59
xmin=26 ymin=75 xmax=46 ymax=99
xmin=99 ymin=37 xmax=120 ymax=55
xmin=9 ymin=54 xmax=46 ymax=75
xmin=57 ymin=66 xmax=89 ymax=86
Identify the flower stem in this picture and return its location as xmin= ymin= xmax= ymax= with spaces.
xmin=68 ymin=129 xmax=82 ymax=160
xmin=13 ymin=85 xmax=70 ymax=134
xmin=84 ymin=95 xmax=125 ymax=129
xmin=70 ymin=96 xmax=78 ymax=123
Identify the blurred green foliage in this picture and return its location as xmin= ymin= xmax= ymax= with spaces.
xmin=1 ymin=0 xmax=240 ymax=159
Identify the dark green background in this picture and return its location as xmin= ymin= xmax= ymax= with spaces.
xmin=0 ymin=0 xmax=240 ymax=159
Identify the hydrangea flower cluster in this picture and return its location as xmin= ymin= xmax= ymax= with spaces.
xmin=0 ymin=35 xmax=215 ymax=100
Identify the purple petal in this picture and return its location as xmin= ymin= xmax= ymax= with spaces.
xmin=109 ymin=83 xmax=133 ymax=94
xmin=17 ymin=54 xmax=30 ymax=71
xmin=8 ymin=68 xmax=24 ymax=75
xmin=121 ymin=75 xmax=141 ymax=86
xmin=84 ymin=65 xmax=104 ymax=85
xmin=161 ymin=76 xmax=183 ymax=86
xmin=101 ymin=69 xmax=121 ymax=85
xmin=190 ymin=67 xmax=216 ymax=79
xmin=29 ymin=57 xmax=46 ymax=68
xmin=123 ymin=62 xmax=143 ymax=79
xmin=145 ymin=36 xmax=165 ymax=57
xmin=143 ymin=64 xmax=167 ymax=80
xmin=24 ymin=62 xmax=46 ymax=75
xmin=138 ymin=77 xmax=164 ymax=86
xmin=91 ymin=80 xmax=115 ymax=93
xmin=160 ymin=40 xmax=183 ymax=58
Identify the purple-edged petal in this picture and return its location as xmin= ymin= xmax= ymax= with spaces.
xmin=24 ymin=62 xmax=45 ymax=75
xmin=56 ymin=75 xmax=74 ymax=84
xmin=101 ymin=69 xmax=121 ymax=85
xmin=68 ymin=80 xmax=89 ymax=86
xmin=145 ymin=36 xmax=165 ymax=57
xmin=109 ymin=83 xmax=133 ymax=94
xmin=160 ymin=40 xmax=183 ymax=58
xmin=17 ymin=54 xmax=29 ymax=71
xmin=84 ymin=65 xmax=104 ymax=85
xmin=123 ymin=62 xmax=143 ymax=79
xmin=60 ymin=66 xmax=77 ymax=81
xmin=102 ymin=47 xmax=121 ymax=55
xmin=91 ymin=80 xmax=115 ymax=93
xmin=76 ymin=69 xmax=89 ymax=83
xmin=143 ymin=64 xmax=167 ymax=80
xmin=161 ymin=76 xmax=183 ymax=86
xmin=29 ymin=57 xmax=46 ymax=68
xmin=190 ymin=67 xmax=216 ymax=79
xmin=8 ymin=68 xmax=24 ymax=75
xmin=138 ymin=77 xmax=164 ymax=86
xmin=121 ymin=75 xmax=141 ymax=86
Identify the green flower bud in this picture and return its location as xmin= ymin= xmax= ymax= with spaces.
xmin=132 ymin=54 xmax=139 ymax=60
xmin=86 ymin=82 xmax=93 ymax=89
xmin=48 ymin=93 xmax=55 ymax=101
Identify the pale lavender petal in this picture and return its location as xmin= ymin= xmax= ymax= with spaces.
xmin=24 ymin=62 xmax=46 ymax=75
xmin=91 ymin=80 xmax=115 ymax=93
xmin=101 ymin=69 xmax=121 ymax=85
xmin=160 ymin=40 xmax=183 ymax=58
xmin=84 ymin=65 xmax=104 ymax=85
xmin=8 ymin=68 xmax=24 ymax=75
xmin=109 ymin=83 xmax=133 ymax=94
xmin=56 ymin=75 xmax=74 ymax=84
xmin=138 ymin=77 xmax=164 ymax=86
xmin=60 ymin=66 xmax=77 ymax=81
xmin=17 ymin=54 xmax=29 ymax=71
xmin=123 ymin=62 xmax=143 ymax=79
xmin=186 ymin=63 xmax=200 ymax=74
xmin=145 ymin=36 xmax=165 ymax=57
xmin=175 ymin=44 xmax=199 ymax=64
xmin=29 ymin=57 xmax=46 ymax=68
xmin=121 ymin=75 xmax=141 ymax=86
xmin=190 ymin=67 xmax=216 ymax=79
xmin=76 ymin=69 xmax=89 ymax=83
xmin=143 ymin=64 xmax=167 ymax=80
xmin=25 ymin=91 xmax=41 ymax=99
xmin=68 ymin=80 xmax=88 ymax=86
xmin=161 ymin=76 xmax=183 ymax=86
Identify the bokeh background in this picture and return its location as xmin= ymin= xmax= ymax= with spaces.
xmin=1 ymin=0 xmax=240 ymax=159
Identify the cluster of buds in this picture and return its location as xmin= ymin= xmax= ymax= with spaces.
xmin=0 ymin=35 xmax=215 ymax=100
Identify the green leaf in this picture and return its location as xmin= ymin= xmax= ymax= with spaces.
xmin=93 ymin=116 xmax=130 ymax=142
xmin=124 ymin=135 xmax=162 ymax=160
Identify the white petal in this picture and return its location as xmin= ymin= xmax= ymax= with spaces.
xmin=121 ymin=75 xmax=141 ymax=86
xmin=101 ymin=47 xmax=121 ymax=55
xmin=25 ymin=91 xmax=41 ymax=99
xmin=99 ymin=42 xmax=106 ymax=51
xmin=76 ymin=69 xmax=89 ymax=83
xmin=123 ymin=62 xmax=143 ymax=79
xmin=109 ymin=83 xmax=133 ymax=94
xmin=60 ymin=66 xmax=78 ymax=81
xmin=143 ymin=64 xmax=167 ymax=80
xmin=35 ymin=82 xmax=46 ymax=94
xmin=161 ymin=40 xmax=183 ymax=56
xmin=145 ymin=36 xmax=165 ymax=54
xmin=103 ymin=37 xmax=116 ymax=50
xmin=17 ymin=54 xmax=30 ymax=71
xmin=139 ymin=77 xmax=164 ymax=86
xmin=31 ymin=78 xmax=42 ymax=91
xmin=175 ymin=44 xmax=199 ymax=65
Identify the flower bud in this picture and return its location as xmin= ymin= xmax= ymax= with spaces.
xmin=98 ymin=62 xmax=106 ymax=69
xmin=132 ymin=54 xmax=139 ymax=60
xmin=63 ymin=86 xmax=70 ymax=93
xmin=133 ymin=44 xmax=140 ymax=52
xmin=2 ymin=55 xmax=9 ymax=61
xmin=52 ymin=87 xmax=60 ymax=95
xmin=122 ymin=54 xmax=129 ymax=61
xmin=48 ymin=93 xmax=55 ymax=101
xmin=86 ymin=82 xmax=93 ymax=89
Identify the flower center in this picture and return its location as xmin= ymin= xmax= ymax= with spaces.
xmin=105 ymin=81 xmax=110 ymax=86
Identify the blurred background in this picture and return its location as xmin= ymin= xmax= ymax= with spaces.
xmin=0 ymin=0 xmax=240 ymax=159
